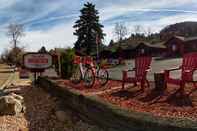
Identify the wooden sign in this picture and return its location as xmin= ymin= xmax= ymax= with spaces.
xmin=23 ymin=53 xmax=52 ymax=70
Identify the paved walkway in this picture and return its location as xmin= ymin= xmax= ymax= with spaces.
xmin=108 ymin=58 xmax=186 ymax=81
xmin=0 ymin=64 xmax=15 ymax=89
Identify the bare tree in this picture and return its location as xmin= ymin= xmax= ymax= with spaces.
xmin=7 ymin=23 xmax=24 ymax=48
xmin=133 ymin=25 xmax=145 ymax=34
xmin=114 ymin=22 xmax=128 ymax=42
xmin=146 ymin=27 xmax=152 ymax=36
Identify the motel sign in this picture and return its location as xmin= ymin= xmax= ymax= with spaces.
xmin=23 ymin=53 xmax=52 ymax=70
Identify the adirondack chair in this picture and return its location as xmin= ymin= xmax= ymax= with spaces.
xmin=122 ymin=56 xmax=152 ymax=90
xmin=164 ymin=53 xmax=197 ymax=96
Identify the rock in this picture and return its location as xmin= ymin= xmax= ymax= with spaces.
xmin=10 ymin=93 xmax=24 ymax=103
xmin=0 ymin=90 xmax=8 ymax=97
xmin=55 ymin=110 xmax=71 ymax=122
xmin=19 ymin=127 xmax=29 ymax=131
xmin=0 ymin=95 xmax=23 ymax=115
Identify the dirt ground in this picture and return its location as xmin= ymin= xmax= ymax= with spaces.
xmin=0 ymin=79 xmax=103 ymax=131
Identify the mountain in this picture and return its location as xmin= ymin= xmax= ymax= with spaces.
xmin=107 ymin=21 xmax=197 ymax=51
xmin=160 ymin=21 xmax=197 ymax=40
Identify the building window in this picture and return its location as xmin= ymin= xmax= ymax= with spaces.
xmin=172 ymin=44 xmax=177 ymax=52
xmin=141 ymin=49 xmax=145 ymax=54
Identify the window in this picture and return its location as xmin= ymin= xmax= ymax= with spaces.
xmin=172 ymin=44 xmax=177 ymax=52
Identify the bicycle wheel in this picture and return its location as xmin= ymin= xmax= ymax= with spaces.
xmin=97 ymin=68 xmax=109 ymax=86
xmin=83 ymin=68 xmax=95 ymax=88
xmin=70 ymin=65 xmax=82 ymax=84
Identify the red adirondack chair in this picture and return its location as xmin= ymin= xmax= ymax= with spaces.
xmin=164 ymin=53 xmax=197 ymax=96
xmin=122 ymin=56 xmax=152 ymax=90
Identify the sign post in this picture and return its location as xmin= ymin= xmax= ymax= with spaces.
xmin=23 ymin=53 xmax=52 ymax=85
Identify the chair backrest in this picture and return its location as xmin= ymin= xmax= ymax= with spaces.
xmin=182 ymin=53 xmax=197 ymax=81
xmin=83 ymin=56 xmax=94 ymax=66
xmin=135 ymin=56 xmax=152 ymax=78
xmin=73 ymin=56 xmax=81 ymax=64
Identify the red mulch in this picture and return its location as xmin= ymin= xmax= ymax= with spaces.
xmin=55 ymin=79 xmax=197 ymax=121
xmin=99 ymin=84 xmax=197 ymax=121
xmin=55 ymin=79 xmax=122 ymax=94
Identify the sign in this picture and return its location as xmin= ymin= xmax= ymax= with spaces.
xmin=23 ymin=53 xmax=52 ymax=70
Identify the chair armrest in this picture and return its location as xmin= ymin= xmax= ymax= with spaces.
xmin=145 ymin=68 xmax=151 ymax=72
xmin=185 ymin=70 xmax=192 ymax=73
xmin=123 ymin=68 xmax=135 ymax=72
xmin=165 ymin=66 xmax=181 ymax=72
xmin=184 ymin=68 xmax=197 ymax=73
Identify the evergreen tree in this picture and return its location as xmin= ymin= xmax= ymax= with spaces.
xmin=109 ymin=40 xmax=114 ymax=47
xmin=73 ymin=2 xmax=105 ymax=55
xmin=38 ymin=46 xmax=47 ymax=53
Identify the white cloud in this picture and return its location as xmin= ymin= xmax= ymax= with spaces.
xmin=102 ymin=13 xmax=197 ymax=43
xmin=100 ymin=0 xmax=197 ymax=22
xmin=1 ymin=0 xmax=197 ymax=54
xmin=0 ymin=0 xmax=20 ymax=9
xmin=21 ymin=22 xmax=76 ymax=52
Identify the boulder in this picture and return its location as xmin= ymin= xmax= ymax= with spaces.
xmin=0 ymin=94 xmax=23 ymax=115
xmin=10 ymin=93 xmax=24 ymax=103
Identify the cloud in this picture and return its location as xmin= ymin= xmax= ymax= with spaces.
xmin=21 ymin=22 xmax=76 ymax=52
xmin=0 ymin=0 xmax=20 ymax=9
xmin=100 ymin=0 xmax=197 ymax=22
xmin=0 ymin=0 xmax=197 ymax=54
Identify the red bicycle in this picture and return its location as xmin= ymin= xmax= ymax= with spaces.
xmin=70 ymin=56 xmax=109 ymax=88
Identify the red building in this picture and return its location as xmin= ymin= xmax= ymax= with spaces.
xmin=164 ymin=36 xmax=197 ymax=56
xmin=134 ymin=42 xmax=166 ymax=57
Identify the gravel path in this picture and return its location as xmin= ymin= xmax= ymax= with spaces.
xmin=0 ymin=80 xmax=104 ymax=131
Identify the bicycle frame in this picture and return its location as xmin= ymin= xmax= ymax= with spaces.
xmin=73 ymin=55 xmax=95 ymax=78
xmin=79 ymin=62 xmax=86 ymax=78
xmin=72 ymin=55 xmax=109 ymax=87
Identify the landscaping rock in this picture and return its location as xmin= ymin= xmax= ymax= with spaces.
xmin=0 ymin=94 xmax=23 ymax=115
xmin=10 ymin=93 xmax=24 ymax=103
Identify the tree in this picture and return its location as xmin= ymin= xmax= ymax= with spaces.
xmin=1 ymin=47 xmax=25 ymax=66
xmin=73 ymin=2 xmax=105 ymax=55
xmin=7 ymin=23 xmax=24 ymax=48
xmin=133 ymin=25 xmax=144 ymax=35
xmin=108 ymin=39 xmax=114 ymax=47
xmin=114 ymin=22 xmax=128 ymax=42
xmin=38 ymin=46 xmax=47 ymax=53
xmin=146 ymin=27 xmax=152 ymax=36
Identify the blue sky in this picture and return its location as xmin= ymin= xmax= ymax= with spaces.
xmin=0 ymin=0 xmax=197 ymax=53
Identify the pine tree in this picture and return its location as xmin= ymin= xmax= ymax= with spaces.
xmin=109 ymin=40 xmax=114 ymax=47
xmin=73 ymin=2 xmax=105 ymax=55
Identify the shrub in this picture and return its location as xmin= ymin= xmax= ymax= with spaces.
xmin=60 ymin=48 xmax=76 ymax=79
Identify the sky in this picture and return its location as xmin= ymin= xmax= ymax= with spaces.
xmin=0 ymin=0 xmax=197 ymax=53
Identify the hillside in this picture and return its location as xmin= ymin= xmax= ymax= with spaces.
xmin=108 ymin=21 xmax=197 ymax=51
xmin=160 ymin=21 xmax=197 ymax=39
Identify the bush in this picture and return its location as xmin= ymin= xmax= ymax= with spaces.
xmin=60 ymin=48 xmax=76 ymax=79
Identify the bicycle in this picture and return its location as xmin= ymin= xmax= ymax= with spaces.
xmin=70 ymin=56 xmax=109 ymax=88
